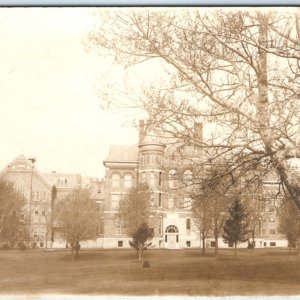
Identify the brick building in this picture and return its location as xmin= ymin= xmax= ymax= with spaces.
xmin=102 ymin=121 xmax=288 ymax=249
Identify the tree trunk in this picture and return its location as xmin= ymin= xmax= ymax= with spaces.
xmin=138 ymin=249 xmax=142 ymax=261
xmin=297 ymin=209 xmax=300 ymax=256
xmin=214 ymin=235 xmax=218 ymax=256
xmin=71 ymin=247 xmax=75 ymax=262
xmin=202 ymin=233 xmax=206 ymax=255
xmin=234 ymin=242 xmax=237 ymax=257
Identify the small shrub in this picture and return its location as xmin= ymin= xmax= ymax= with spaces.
xmin=18 ymin=242 xmax=26 ymax=250
xmin=2 ymin=244 xmax=10 ymax=249
xmin=143 ymin=260 xmax=150 ymax=268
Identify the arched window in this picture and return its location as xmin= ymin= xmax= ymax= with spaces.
xmin=14 ymin=180 xmax=25 ymax=198
xmin=183 ymin=170 xmax=193 ymax=185
xmin=183 ymin=197 xmax=192 ymax=210
xmin=168 ymin=170 xmax=177 ymax=188
xmin=165 ymin=225 xmax=179 ymax=233
xmin=124 ymin=174 xmax=133 ymax=188
xmin=112 ymin=174 xmax=120 ymax=188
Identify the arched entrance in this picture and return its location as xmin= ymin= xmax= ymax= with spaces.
xmin=165 ymin=225 xmax=179 ymax=249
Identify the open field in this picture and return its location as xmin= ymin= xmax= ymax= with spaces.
xmin=1 ymin=248 xmax=300 ymax=296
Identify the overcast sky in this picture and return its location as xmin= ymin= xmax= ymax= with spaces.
xmin=0 ymin=8 xmax=139 ymax=178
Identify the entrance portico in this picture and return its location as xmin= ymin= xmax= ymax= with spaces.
xmin=165 ymin=225 xmax=179 ymax=249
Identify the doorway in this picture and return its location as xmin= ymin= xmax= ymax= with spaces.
xmin=165 ymin=225 xmax=179 ymax=249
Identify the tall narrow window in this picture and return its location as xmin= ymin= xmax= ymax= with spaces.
xmin=168 ymin=196 xmax=174 ymax=209
xmin=124 ymin=174 xmax=133 ymax=188
xmin=159 ymin=193 xmax=162 ymax=207
xmin=168 ymin=170 xmax=177 ymax=188
xmin=183 ymin=170 xmax=193 ymax=185
xmin=112 ymin=174 xmax=120 ymax=188
xmin=186 ymin=218 xmax=191 ymax=230
xmin=111 ymin=194 xmax=120 ymax=209
xmin=159 ymin=172 xmax=162 ymax=187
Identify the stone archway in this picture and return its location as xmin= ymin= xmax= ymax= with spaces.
xmin=165 ymin=225 xmax=179 ymax=249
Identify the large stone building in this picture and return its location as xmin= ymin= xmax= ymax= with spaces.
xmin=0 ymin=155 xmax=104 ymax=248
xmin=0 ymin=122 xmax=288 ymax=249
xmin=102 ymin=121 xmax=288 ymax=249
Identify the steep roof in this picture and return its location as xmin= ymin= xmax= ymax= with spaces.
xmin=105 ymin=144 xmax=138 ymax=162
xmin=0 ymin=154 xmax=51 ymax=188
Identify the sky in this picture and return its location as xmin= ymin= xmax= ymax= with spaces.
xmin=0 ymin=8 xmax=139 ymax=179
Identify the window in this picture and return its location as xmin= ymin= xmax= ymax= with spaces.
xmin=112 ymin=174 xmax=120 ymax=188
xmin=168 ymin=170 xmax=177 ymax=188
xmin=168 ymin=196 xmax=174 ymax=209
xmin=42 ymin=192 xmax=46 ymax=201
xmin=159 ymin=217 xmax=162 ymax=235
xmin=35 ymin=191 xmax=40 ymax=202
xmin=264 ymin=242 xmax=267 ymax=246
xmin=183 ymin=170 xmax=193 ymax=185
xmin=118 ymin=241 xmax=123 ymax=247
xmin=183 ymin=197 xmax=192 ymax=210
xmin=34 ymin=210 xmax=39 ymax=215
xmin=186 ymin=218 xmax=191 ymax=230
xmin=40 ymin=242 xmax=44 ymax=248
xmin=111 ymin=194 xmax=120 ymax=209
xmin=211 ymin=241 xmax=216 ymax=247
xmin=270 ymin=229 xmax=276 ymax=235
xmin=59 ymin=178 xmax=67 ymax=187
xmin=14 ymin=181 xmax=25 ymax=198
xmin=156 ymin=155 xmax=162 ymax=165
xmin=116 ymin=220 xmax=125 ymax=235
xmin=270 ymin=242 xmax=276 ymax=247
xmin=158 ymin=172 xmax=162 ymax=187
xmin=186 ymin=241 xmax=191 ymax=247
xmin=150 ymin=172 xmax=155 ymax=187
xmin=124 ymin=174 xmax=133 ymax=188
xmin=159 ymin=193 xmax=162 ymax=207
xmin=165 ymin=225 xmax=178 ymax=233
xmin=33 ymin=227 xmax=38 ymax=238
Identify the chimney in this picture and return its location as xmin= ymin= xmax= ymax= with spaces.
xmin=139 ymin=120 xmax=145 ymax=144
xmin=193 ymin=123 xmax=203 ymax=148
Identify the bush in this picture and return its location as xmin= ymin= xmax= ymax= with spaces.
xmin=18 ymin=242 xmax=26 ymax=250
xmin=2 ymin=244 xmax=10 ymax=249
xmin=143 ymin=260 xmax=150 ymax=268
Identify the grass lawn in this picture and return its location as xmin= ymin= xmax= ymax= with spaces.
xmin=1 ymin=247 xmax=300 ymax=296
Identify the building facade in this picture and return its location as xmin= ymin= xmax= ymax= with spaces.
xmin=0 ymin=155 xmax=104 ymax=248
xmin=102 ymin=121 xmax=288 ymax=249
xmin=0 ymin=123 xmax=288 ymax=249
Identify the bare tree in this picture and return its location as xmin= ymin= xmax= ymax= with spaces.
xmin=118 ymin=184 xmax=156 ymax=236
xmin=88 ymin=9 xmax=300 ymax=211
xmin=191 ymin=196 xmax=212 ymax=255
xmin=278 ymin=198 xmax=300 ymax=253
xmin=0 ymin=179 xmax=24 ymax=246
xmin=56 ymin=189 xmax=100 ymax=261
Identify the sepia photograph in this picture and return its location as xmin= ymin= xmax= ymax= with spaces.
xmin=1 ymin=6 xmax=300 ymax=298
